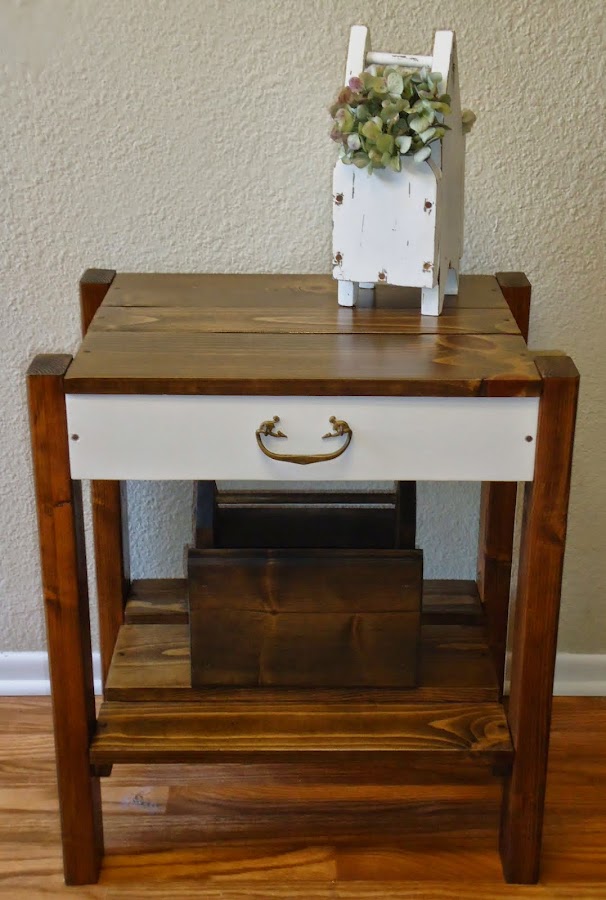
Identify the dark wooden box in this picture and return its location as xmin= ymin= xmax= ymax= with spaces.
xmin=188 ymin=548 xmax=422 ymax=689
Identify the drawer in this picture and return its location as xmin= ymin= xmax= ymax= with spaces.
xmin=66 ymin=394 xmax=538 ymax=482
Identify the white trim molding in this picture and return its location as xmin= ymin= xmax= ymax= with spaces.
xmin=0 ymin=652 xmax=102 ymax=696
xmin=0 ymin=650 xmax=604 ymax=697
xmin=552 ymin=653 xmax=606 ymax=697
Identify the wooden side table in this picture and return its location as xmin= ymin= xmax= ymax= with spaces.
xmin=27 ymin=271 xmax=579 ymax=885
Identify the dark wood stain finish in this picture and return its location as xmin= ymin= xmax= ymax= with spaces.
xmin=26 ymin=270 xmax=577 ymax=887
xmin=102 ymin=272 xmax=509 ymax=309
xmin=90 ymin=302 xmax=520 ymax=335
xmin=80 ymin=270 xmax=130 ymax=689
xmin=496 ymin=272 xmax=532 ymax=341
xmin=79 ymin=268 xmax=116 ymax=334
xmin=500 ymin=355 xmax=579 ymax=883
xmin=194 ymin=480 xmax=216 ymax=548
xmin=477 ymin=273 xmax=533 ymax=692
xmin=64 ymin=330 xmax=541 ymax=397
xmin=109 ymin=579 xmax=499 ymax=704
xmin=205 ymin=486 xmax=406 ymax=551
xmin=64 ymin=274 xmax=540 ymax=397
xmin=91 ymin=700 xmax=513 ymax=766
xmin=26 ymin=354 xmax=103 ymax=884
xmin=188 ymin=549 xmax=422 ymax=688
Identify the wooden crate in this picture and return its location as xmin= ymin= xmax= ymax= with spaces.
xmin=194 ymin=482 xmax=417 ymax=550
xmin=188 ymin=548 xmax=422 ymax=689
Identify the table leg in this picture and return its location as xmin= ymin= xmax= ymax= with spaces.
xmin=395 ymin=481 xmax=416 ymax=549
xmin=80 ymin=269 xmax=130 ymax=688
xmin=499 ymin=355 xmax=579 ymax=883
xmin=27 ymin=354 xmax=103 ymax=885
xmin=477 ymin=274 xmax=532 ymax=692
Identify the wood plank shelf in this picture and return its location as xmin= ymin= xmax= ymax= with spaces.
xmin=92 ymin=578 xmax=511 ymax=768
xmin=114 ymin=579 xmax=499 ymax=703
xmin=90 ymin=699 xmax=512 ymax=766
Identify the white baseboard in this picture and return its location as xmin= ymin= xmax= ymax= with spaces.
xmin=552 ymin=653 xmax=606 ymax=696
xmin=0 ymin=652 xmax=102 ymax=696
xmin=0 ymin=651 xmax=604 ymax=697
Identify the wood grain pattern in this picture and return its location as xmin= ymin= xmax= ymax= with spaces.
xmin=101 ymin=272 xmax=509 ymax=309
xmin=188 ymin=549 xmax=422 ymax=689
xmin=26 ymin=354 xmax=103 ymax=884
xmin=90 ymin=303 xmax=520 ymax=335
xmin=124 ymin=579 xmax=188 ymax=624
xmin=91 ymin=482 xmax=129 ymax=687
xmin=1 ymin=696 xmax=604 ymax=895
xmin=65 ymin=272 xmax=539 ymax=397
xmin=91 ymin=701 xmax=512 ymax=765
xmin=123 ymin=578 xmax=479 ymax=626
xmin=80 ymin=270 xmax=130 ymax=689
xmin=476 ymin=481 xmax=517 ymax=693
xmin=477 ymin=273 xmax=532 ymax=692
xmin=64 ymin=330 xmax=541 ymax=397
xmin=108 ymin=579 xmax=498 ymax=703
xmin=500 ymin=355 xmax=580 ymax=884
xmin=188 ymin=549 xmax=421 ymax=611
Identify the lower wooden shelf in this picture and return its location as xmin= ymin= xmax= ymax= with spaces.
xmin=91 ymin=579 xmax=512 ymax=768
xmin=91 ymin=699 xmax=512 ymax=765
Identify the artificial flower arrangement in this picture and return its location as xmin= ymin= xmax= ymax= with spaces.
xmin=330 ymin=64 xmax=476 ymax=174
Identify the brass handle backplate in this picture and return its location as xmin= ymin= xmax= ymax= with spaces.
xmin=256 ymin=415 xmax=353 ymax=465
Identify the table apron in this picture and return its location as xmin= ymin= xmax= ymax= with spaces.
xmin=65 ymin=394 xmax=539 ymax=482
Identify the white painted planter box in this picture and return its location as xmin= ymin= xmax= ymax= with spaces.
xmin=333 ymin=157 xmax=440 ymax=289
xmin=332 ymin=27 xmax=466 ymax=316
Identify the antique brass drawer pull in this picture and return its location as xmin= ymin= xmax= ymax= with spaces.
xmin=256 ymin=415 xmax=353 ymax=465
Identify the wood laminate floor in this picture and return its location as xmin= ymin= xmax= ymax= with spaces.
xmin=0 ymin=696 xmax=605 ymax=898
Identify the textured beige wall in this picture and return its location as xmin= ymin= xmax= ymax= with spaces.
xmin=1 ymin=0 xmax=604 ymax=653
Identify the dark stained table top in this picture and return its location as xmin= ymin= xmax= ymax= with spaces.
xmin=64 ymin=274 xmax=541 ymax=397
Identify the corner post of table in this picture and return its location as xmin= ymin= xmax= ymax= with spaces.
xmin=499 ymin=353 xmax=579 ymax=884
xmin=27 ymin=354 xmax=103 ymax=885
xmin=80 ymin=269 xmax=131 ymax=688
xmin=477 ymin=272 xmax=532 ymax=691
xmin=395 ymin=481 xmax=417 ymax=549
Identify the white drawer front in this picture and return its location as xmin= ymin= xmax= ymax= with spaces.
xmin=66 ymin=394 xmax=538 ymax=482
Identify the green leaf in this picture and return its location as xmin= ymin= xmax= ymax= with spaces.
xmin=372 ymin=76 xmax=388 ymax=95
xmin=388 ymin=154 xmax=401 ymax=172
xmin=430 ymin=101 xmax=451 ymax=115
xmin=409 ymin=114 xmax=432 ymax=133
xmin=352 ymin=152 xmax=370 ymax=168
xmin=355 ymin=104 xmax=371 ymax=121
xmin=361 ymin=120 xmax=382 ymax=142
xmin=414 ymin=145 xmax=431 ymax=162
xmin=462 ymin=108 xmax=477 ymax=133
xmin=335 ymin=107 xmax=355 ymax=133
xmin=395 ymin=135 xmax=412 ymax=153
xmin=375 ymin=132 xmax=395 ymax=154
xmin=420 ymin=126 xmax=437 ymax=144
xmin=386 ymin=71 xmax=404 ymax=95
